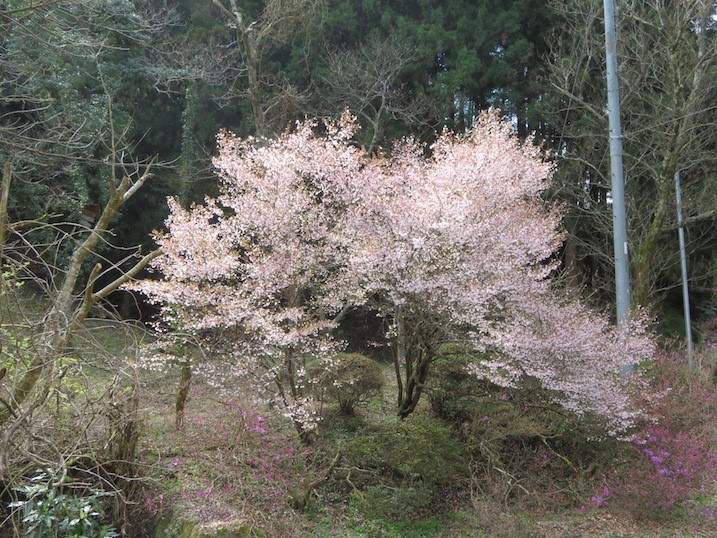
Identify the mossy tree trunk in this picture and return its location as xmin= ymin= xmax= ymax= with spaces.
xmin=0 ymin=159 xmax=163 ymax=428
xmin=175 ymin=358 xmax=192 ymax=430
xmin=393 ymin=305 xmax=437 ymax=419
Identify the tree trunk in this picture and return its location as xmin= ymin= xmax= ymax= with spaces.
xmin=104 ymin=381 xmax=140 ymax=477
xmin=0 ymin=314 xmax=67 ymax=425
xmin=632 ymin=93 xmax=683 ymax=308
xmin=0 ymin=163 xmax=161 ymax=428
xmin=397 ymin=349 xmax=431 ymax=419
xmin=0 ymin=160 xmax=11 ymax=251
xmin=564 ymin=232 xmax=580 ymax=289
xmin=242 ymin=29 xmax=266 ymax=137
xmin=211 ymin=0 xmax=266 ymax=137
xmin=394 ymin=305 xmax=433 ymax=419
xmin=178 ymin=83 xmax=200 ymax=204
xmin=175 ymin=359 xmax=192 ymax=430
xmin=394 ymin=305 xmax=405 ymax=408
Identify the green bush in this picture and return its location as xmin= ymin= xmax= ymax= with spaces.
xmin=426 ymin=344 xmax=487 ymax=422
xmin=8 ymin=469 xmax=118 ymax=538
xmin=320 ymin=353 xmax=384 ymax=415
xmin=345 ymin=414 xmax=466 ymax=485
xmin=341 ymin=414 xmax=467 ymax=520
xmin=460 ymin=379 xmax=629 ymax=509
xmin=358 ymin=484 xmax=435 ymax=520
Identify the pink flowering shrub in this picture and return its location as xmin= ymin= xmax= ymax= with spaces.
xmin=149 ymin=387 xmax=331 ymax=514
xmin=610 ymin=352 xmax=717 ymax=517
xmin=589 ymin=486 xmax=612 ymax=507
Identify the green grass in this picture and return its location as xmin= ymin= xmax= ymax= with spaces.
xmin=342 ymin=514 xmax=445 ymax=538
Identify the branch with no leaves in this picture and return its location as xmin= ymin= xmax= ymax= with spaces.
xmin=68 ymin=247 xmax=165 ymax=337
xmin=122 ymin=155 xmax=158 ymax=202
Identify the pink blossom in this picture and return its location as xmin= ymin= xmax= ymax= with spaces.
xmin=129 ymin=110 xmax=654 ymax=436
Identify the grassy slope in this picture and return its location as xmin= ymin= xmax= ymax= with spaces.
xmin=136 ymin=363 xmax=717 ymax=538
xmin=3 ymin=291 xmax=716 ymax=537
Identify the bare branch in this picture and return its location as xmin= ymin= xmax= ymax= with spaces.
xmin=92 ymin=247 xmax=164 ymax=303
xmin=122 ymin=156 xmax=158 ymax=202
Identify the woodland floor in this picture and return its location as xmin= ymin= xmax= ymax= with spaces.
xmin=136 ymin=368 xmax=717 ymax=538
xmin=4 ymin=290 xmax=717 ymax=537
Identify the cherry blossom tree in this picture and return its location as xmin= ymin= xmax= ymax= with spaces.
xmin=130 ymin=113 xmax=363 ymax=440
xmin=339 ymin=114 xmax=561 ymax=417
xmin=339 ymin=112 xmax=654 ymax=428
xmin=132 ymin=110 xmax=654 ymax=439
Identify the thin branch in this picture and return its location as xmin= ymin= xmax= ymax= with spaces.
xmin=92 ymin=247 xmax=164 ymax=302
xmin=123 ymin=156 xmax=158 ymax=202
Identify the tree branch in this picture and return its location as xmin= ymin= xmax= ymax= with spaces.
xmin=0 ymin=159 xmax=12 ymax=251
xmin=93 ymin=247 xmax=164 ymax=302
xmin=123 ymin=156 xmax=158 ymax=202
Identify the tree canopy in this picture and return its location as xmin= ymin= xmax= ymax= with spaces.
xmin=131 ymin=112 xmax=654 ymax=438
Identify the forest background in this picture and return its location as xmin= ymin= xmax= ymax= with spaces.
xmin=2 ymin=0 xmax=716 ymax=317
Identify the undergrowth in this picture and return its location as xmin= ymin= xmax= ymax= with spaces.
xmin=6 ymin=293 xmax=717 ymax=536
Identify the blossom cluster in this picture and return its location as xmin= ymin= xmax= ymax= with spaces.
xmin=129 ymin=110 xmax=654 ymax=435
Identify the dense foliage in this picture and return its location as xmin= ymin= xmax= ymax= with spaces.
xmin=319 ymin=353 xmax=385 ymax=415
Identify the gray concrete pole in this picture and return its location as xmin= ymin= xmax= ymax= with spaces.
xmin=675 ymin=170 xmax=694 ymax=370
xmin=603 ymin=0 xmax=632 ymax=375
xmin=603 ymin=0 xmax=631 ymax=319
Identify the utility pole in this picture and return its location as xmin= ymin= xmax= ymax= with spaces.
xmin=603 ymin=0 xmax=632 ymax=374
xmin=674 ymin=170 xmax=694 ymax=370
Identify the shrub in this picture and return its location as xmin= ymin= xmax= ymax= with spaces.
xmin=342 ymin=413 xmax=467 ymax=520
xmin=8 ymin=469 xmax=119 ymax=538
xmin=456 ymin=376 xmax=631 ymax=511
xmin=319 ymin=353 xmax=384 ymax=415
xmin=345 ymin=414 xmax=466 ymax=486
xmin=358 ymin=484 xmax=435 ymax=519
xmin=426 ymin=344 xmax=487 ymax=422
xmin=609 ymin=353 xmax=717 ymax=518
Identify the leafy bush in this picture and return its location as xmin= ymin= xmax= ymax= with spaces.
xmin=426 ymin=344 xmax=487 ymax=422
xmin=358 ymin=484 xmax=435 ymax=519
xmin=342 ymin=414 xmax=466 ymax=520
xmin=455 ymin=375 xmax=631 ymax=510
xmin=345 ymin=413 xmax=466 ymax=485
xmin=8 ymin=469 xmax=119 ymax=538
xmin=428 ymin=346 xmax=598 ymax=492
xmin=319 ymin=353 xmax=384 ymax=415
